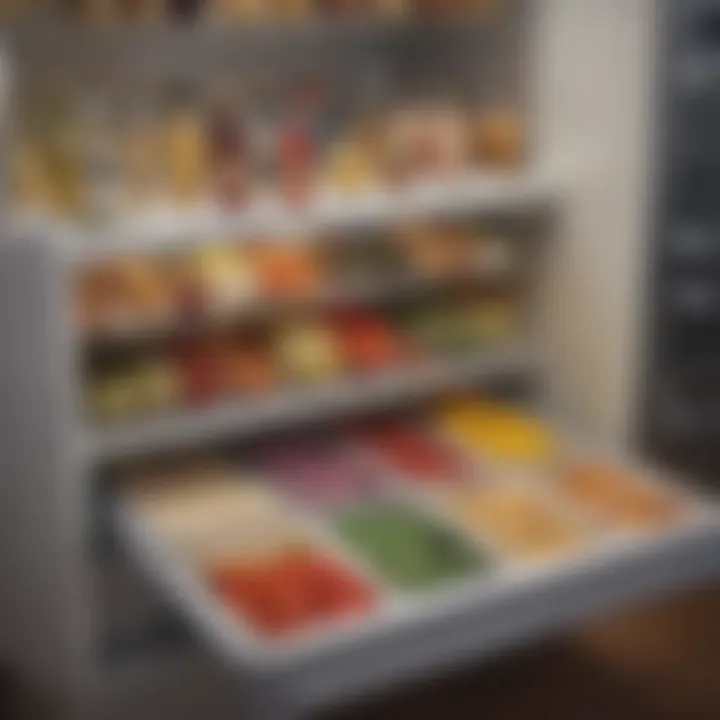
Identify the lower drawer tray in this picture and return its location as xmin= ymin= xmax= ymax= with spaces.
xmin=112 ymin=483 xmax=720 ymax=711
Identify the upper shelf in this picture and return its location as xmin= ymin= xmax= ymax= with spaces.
xmin=16 ymin=167 xmax=560 ymax=266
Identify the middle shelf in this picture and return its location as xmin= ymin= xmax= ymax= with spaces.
xmin=77 ymin=213 xmax=543 ymax=461
xmin=86 ymin=342 xmax=535 ymax=462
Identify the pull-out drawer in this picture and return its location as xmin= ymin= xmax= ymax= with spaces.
xmin=110 ymin=441 xmax=720 ymax=718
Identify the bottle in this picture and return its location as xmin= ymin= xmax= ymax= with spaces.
xmin=278 ymin=79 xmax=323 ymax=205
xmin=37 ymin=76 xmax=84 ymax=217
xmin=206 ymin=84 xmax=250 ymax=210
xmin=11 ymin=135 xmax=55 ymax=215
xmin=247 ymin=76 xmax=280 ymax=196
xmin=122 ymin=107 xmax=163 ymax=210
xmin=472 ymin=107 xmax=525 ymax=169
xmin=80 ymin=91 xmax=123 ymax=222
xmin=161 ymin=81 xmax=208 ymax=206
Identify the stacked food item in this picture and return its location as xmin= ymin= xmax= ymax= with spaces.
xmin=76 ymin=226 xmax=517 ymax=336
xmin=7 ymin=0 xmax=504 ymax=25
xmin=85 ymin=293 xmax=519 ymax=421
xmin=75 ymin=223 xmax=520 ymax=335
xmin=79 ymin=223 xmax=522 ymax=422
xmin=13 ymin=71 xmax=524 ymax=221
xmin=120 ymin=400 xmax=696 ymax=642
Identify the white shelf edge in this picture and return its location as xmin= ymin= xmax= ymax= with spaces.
xmin=85 ymin=343 xmax=535 ymax=463
xmin=14 ymin=168 xmax=560 ymax=265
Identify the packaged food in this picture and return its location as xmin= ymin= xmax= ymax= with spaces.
xmin=323 ymin=137 xmax=378 ymax=195
xmin=221 ymin=331 xmax=278 ymax=395
xmin=173 ymin=338 xmax=229 ymax=406
xmin=385 ymin=106 xmax=469 ymax=182
xmin=472 ymin=109 xmax=525 ymax=169
xmin=251 ymin=243 xmax=323 ymax=299
xmin=77 ymin=256 xmax=173 ymax=334
xmin=275 ymin=320 xmax=343 ymax=383
xmin=189 ymin=244 xmax=258 ymax=314
xmin=88 ymin=356 xmax=181 ymax=420
xmin=323 ymin=236 xmax=402 ymax=287
xmin=399 ymin=303 xmax=477 ymax=356
xmin=397 ymin=225 xmax=474 ymax=278
xmin=331 ymin=310 xmax=405 ymax=372
xmin=463 ymin=298 xmax=521 ymax=344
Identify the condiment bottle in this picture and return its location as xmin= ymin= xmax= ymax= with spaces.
xmin=37 ymin=78 xmax=84 ymax=216
xmin=206 ymin=85 xmax=250 ymax=209
xmin=161 ymin=81 xmax=208 ymax=206
xmin=121 ymin=92 xmax=164 ymax=209
xmin=278 ymin=81 xmax=320 ymax=205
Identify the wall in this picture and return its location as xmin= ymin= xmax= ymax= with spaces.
xmin=535 ymin=0 xmax=660 ymax=446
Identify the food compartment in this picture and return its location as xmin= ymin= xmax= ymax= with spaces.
xmin=251 ymin=433 xmax=389 ymax=509
xmin=553 ymin=458 xmax=694 ymax=533
xmin=352 ymin=417 xmax=476 ymax=489
xmin=333 ymin=501 xmax=489 ymax=592
xmin=207 ymin=545 xmax=377 ymax=640
xmin=435 ymin=398 xmax=557 ymax=466
xmin=440 ymin=480 xmax=591 ymax=563
xmin=118 ymin=460 xmax=381 ymax=642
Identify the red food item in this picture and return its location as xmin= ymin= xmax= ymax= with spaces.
xmin=220 ymin=334 xmax=277 ymax=395
xmin=208 ymin=549 xmax=374 ymax=637
xmin=174 ymin=339 xmax=227 ymax=405
xmin=332 ymin=311 xmax=404 ymax=372
xmin=363 ymin=422 xmax=466 ymax=482
xmin=279 ymin=123 xmax=315 ymax=205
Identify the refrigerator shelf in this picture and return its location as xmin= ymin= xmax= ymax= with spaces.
xmin=13 ymin=169 xmax=558 ymax=266
xmin=85 ymin=343 xmax=535 ymax=462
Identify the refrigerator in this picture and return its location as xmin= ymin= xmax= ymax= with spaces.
xmin=0 ymin=2 xmax=717 ymax=719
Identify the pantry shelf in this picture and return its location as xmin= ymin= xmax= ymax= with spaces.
xmin=19 ymin=169 xmax=559 ymax=265
xmin=85 ymin=343 xmax=535 ymax=462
